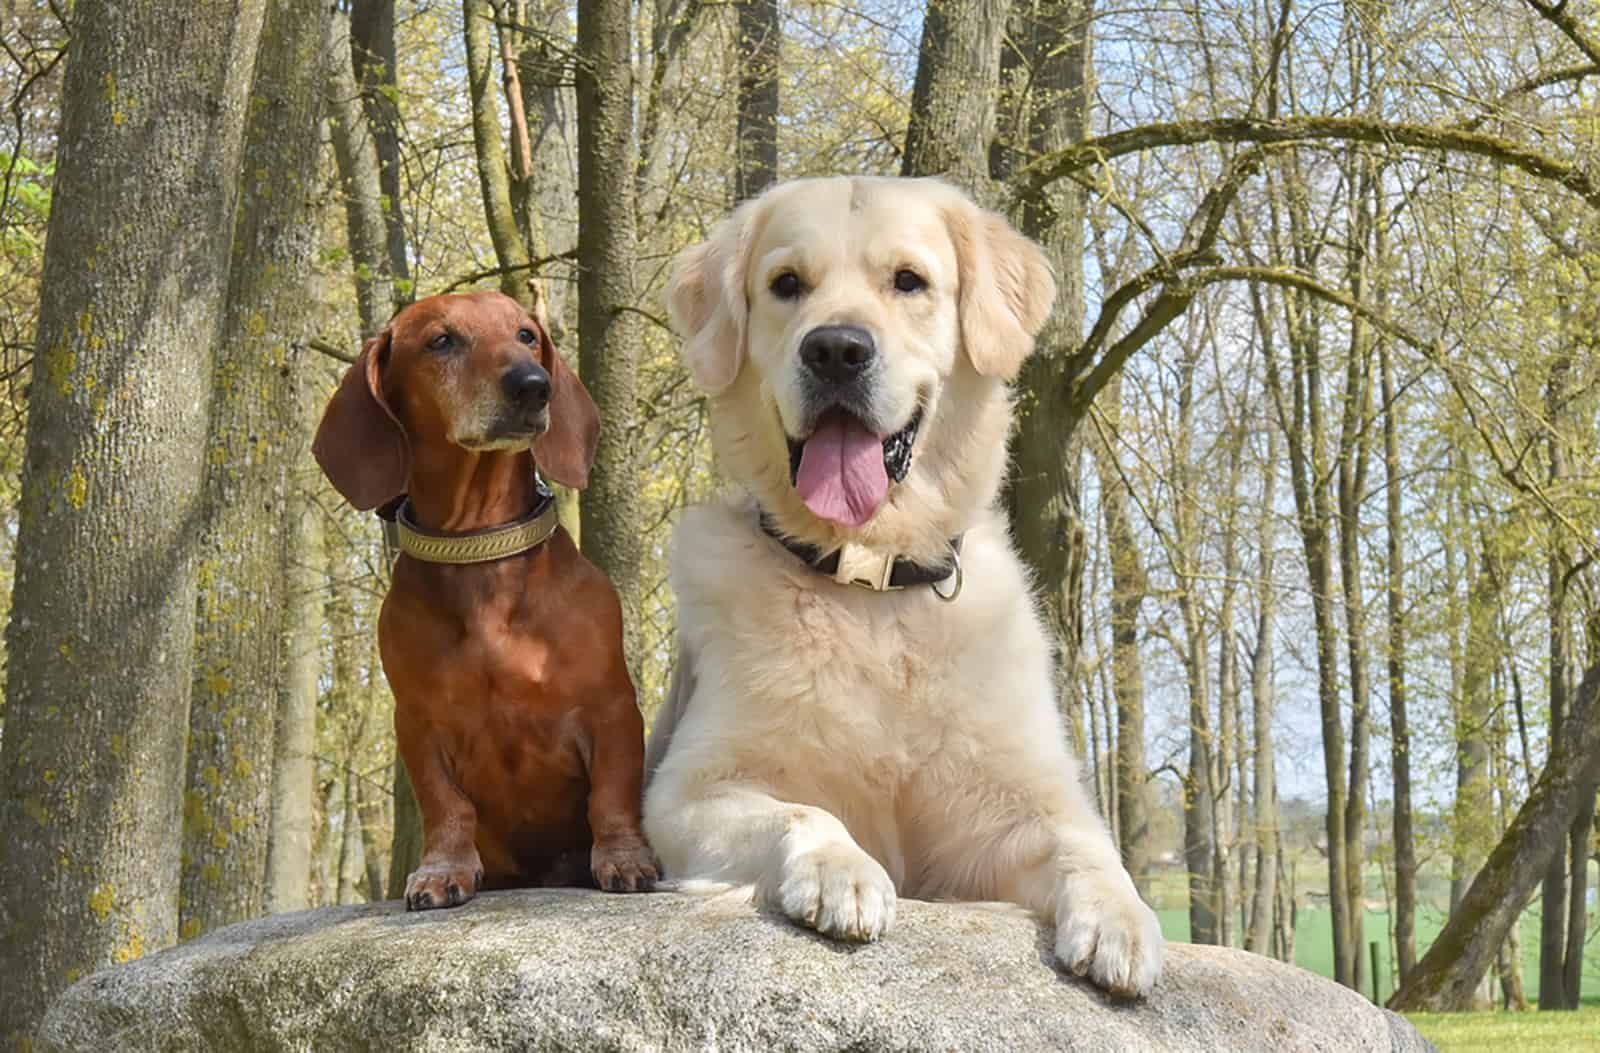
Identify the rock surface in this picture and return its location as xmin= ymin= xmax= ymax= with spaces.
xmin=40 ymin=889 xmax=1433 ymax=1052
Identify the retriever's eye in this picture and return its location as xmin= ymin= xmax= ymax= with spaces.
xmin=770 ymin=271 xmax=802 ymax=300
xmin=428 ymin=332 xmax=453 ymax=352
xmin=893 ymin=269 xmax=926 ymax=294
xmin=516 ymin=327 xmax=537 ymax=345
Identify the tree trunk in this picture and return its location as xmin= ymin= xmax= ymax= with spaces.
xmin=180 ymin=0 xmax=331 ymax=941
xmin=1380 ymin=337 xmax=1417 ymax=982
xmin=1260 ymin=162 xmax=1354 ymax=985
xmin=266 ymin=472 xmax=322 ymax=913
xmin=517 ymin=0 xmax=579 ymax=339
xmin=1091 ymin=374 xmax=1153 ymax=900
xmin=1245 ymin=412 xmax=1280 ymax=956
xmin=575 ymin=0 xmax=644 ymax=672
xmin=0 ymin=0 xmax=265 ymax=1041
xmin=386 ymin=758 xmax=424 ymax=899
xmin=326 ymin=6 xmax=396 ymax=338
xmin=1538 ymin=352 xmax=1572 ymax=1008
xmin=465 ymin=0 xmax=534 ymax=305
xmin=902 ymin=0 xmax=1008 ymax=190
xmin=734 ymin=0 xmax=779 ymax=202
xmin=349 ymin=0 xmax=411 ymax=307
xmin=1390 ymin=664 xmax=1600 ymax=1011
xmin=337 ymin=762 xmax=363 ymax=904
xmin=1450 ymin=532 xmax=1500 ymax=934
xmin=1003 ymin=0 xmax=1091 ymax=750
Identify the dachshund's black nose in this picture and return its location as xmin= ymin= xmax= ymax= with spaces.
xmin=502 ymin=363 xmax=551 ymax=410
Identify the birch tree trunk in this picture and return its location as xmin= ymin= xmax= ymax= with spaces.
xmin=0 ymin=0 xmax=265 ymax=1040
xmin=181 ymin=0 xmax=332 ymax=940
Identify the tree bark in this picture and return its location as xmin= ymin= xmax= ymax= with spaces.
xmin=1538 ymin=352 xmax=1572 ymax=1008
xmin=1091 ymin=374 xmax=1152 ymax=901
xmin=1245 ymin=407 xmax=1280 ymax=956
xmin=1390 ymin=664 xmax=1600 ymax=1012
xmin=0 ymin=0 xmax=265 ymax=1041
xmin=1380 ymin=337 xmax=1417 ymax=982
xmin=349 ymin=0 xmax=411 ymax=307
xmin=327 ymin=7 xmax=396 ymax=338
xmin=180 ymin=0 xmax=331 ymax=941
xmin=1450 ymin=532 xmax=1501 ymax=929
xmin=517 ymin=0 xmax=579 ymax=338
xmin=902 ymin=0 xmax=1008 ymax=190
xmin=465 ymin=0 xmax=534 ymax=306
xmin=734 ymin=0 xmax=779 ymax=202
xmin=1260 ymin=149 xmax=1355 ymax=987
xmin=576 ymin=0 xmax=644 ymax=672
xmin=1003 ymin=0 xmax=1091 ymax=754
xmin=266 ymin=470 xmax=322 ymax=913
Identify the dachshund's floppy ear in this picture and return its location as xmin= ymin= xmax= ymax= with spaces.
xmin=946 ymin=196 xmax=1057 ymax=380
xmin=667 ymin=199 xmax=760 ymax=395
xmin=312 ymin=331 xmax=409 ymax=510
xmin=531 ymin=322 xmax=599 ymax=489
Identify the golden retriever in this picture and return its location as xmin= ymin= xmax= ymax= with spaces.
xmin=643 ymin=175 xmax=1164 ymax=997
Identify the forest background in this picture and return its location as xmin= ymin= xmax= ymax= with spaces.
xmin=1 ymin=0 xmax=1599 ymax=1047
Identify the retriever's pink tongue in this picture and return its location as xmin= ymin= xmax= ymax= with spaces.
xmin=795 ymin=412 xmax=888 ymax=526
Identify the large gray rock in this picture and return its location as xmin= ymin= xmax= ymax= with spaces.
xmin=40 ymin=889 xmax=1433 ymax=1052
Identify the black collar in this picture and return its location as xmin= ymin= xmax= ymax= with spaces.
xmin=758 ymin=511 xmax=963 ymax=597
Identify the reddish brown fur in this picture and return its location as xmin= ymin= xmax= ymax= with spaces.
xmin=313 ymin=291 xmax=657 ymax=908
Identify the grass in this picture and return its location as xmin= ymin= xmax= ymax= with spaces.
xmin=1151 ymin=870 xmax=1600 ymax=1051
xmin=1404 ymin=1005 xmax=1600 ymax=1052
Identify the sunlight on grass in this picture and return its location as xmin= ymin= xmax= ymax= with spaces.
xmin=1404 ymin=1005 xmax=1600 ymax=1053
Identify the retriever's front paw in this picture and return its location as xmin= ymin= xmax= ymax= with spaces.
xmin=760 ymin=841 xmax=896 ymax=942
xmin=405 ymin=852 xmax=483 ymax=911
xmin=1055 ymin=868 xmax=1165 ymax=998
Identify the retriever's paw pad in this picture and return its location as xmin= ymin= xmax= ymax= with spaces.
xmin=405 ymin=857 xmax=483 ymax=911
xmin=762 ymin=842 xmax=896 ymax=942
xmin=1055 ymin=870 xmax=1165 ymax=998
xmin=592 ymin=836 xmax=661 ymax=892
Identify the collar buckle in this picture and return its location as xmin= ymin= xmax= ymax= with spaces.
xmin=832 ymin=542 xmax=899 ymax=592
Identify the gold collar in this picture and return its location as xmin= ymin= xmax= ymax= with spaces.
xmin=390 ymin=496 xmax=560 ymax=565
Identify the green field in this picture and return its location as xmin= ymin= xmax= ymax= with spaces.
xmin=1405 ymin=1006 xmax=1600 ymax=1052
xmin=1152 ymin=876 xmax=1600 ymax=1051
xmin=1156 ymin=904 xmax=1599 ymax=1005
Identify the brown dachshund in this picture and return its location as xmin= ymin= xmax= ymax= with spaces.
xmin=313 ymin=290 xmax=659 ymax=908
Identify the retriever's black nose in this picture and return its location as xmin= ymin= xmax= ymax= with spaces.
xmin=800 ymin=325 xmax=876 ymax=386
xmin=502 ymin=363 xmax=551 ymax=410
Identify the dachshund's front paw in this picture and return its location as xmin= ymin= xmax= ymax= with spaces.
xmin=592 ymin=836 xmax=660 ymax=892
xmin=405 ymin=855 xmax=483 ymax=910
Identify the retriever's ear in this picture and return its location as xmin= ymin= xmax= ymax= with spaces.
xmin=947 ymin=199 xmax=1057 ymax=380
xmin=667 ymin=203 xmax=758 ymax=395
xmin=312 ymin=331 xmax=410 ymax=511
xmin=531 ymin=322 xmax=599 ymax=489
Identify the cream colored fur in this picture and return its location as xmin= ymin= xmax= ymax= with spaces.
xmin=645 ymin=176 xmax=1164 ymax=997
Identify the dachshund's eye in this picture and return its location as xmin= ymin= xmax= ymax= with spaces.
xmin=770 ymin=271 xmax=802 ymax=301
xmin=893 ymin=269 xmax=926 ymax=294
xmin=517 ymin=327 xmax=537 ymax=345
xmin=428 ymin=332 xmax=453 ymax=352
